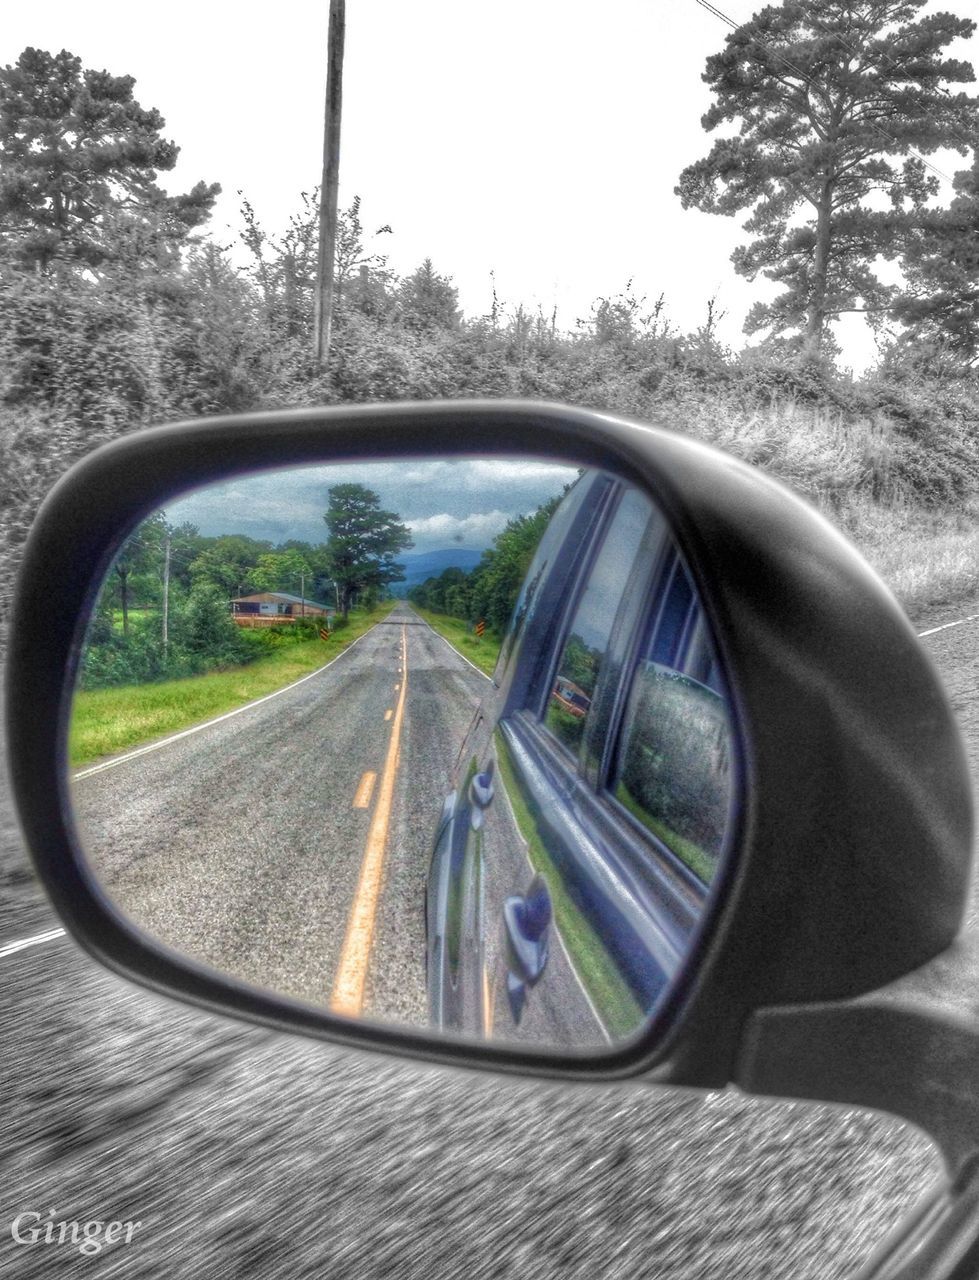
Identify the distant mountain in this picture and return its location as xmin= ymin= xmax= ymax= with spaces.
xmin=390 ymin=547 xmax=484 ymax=596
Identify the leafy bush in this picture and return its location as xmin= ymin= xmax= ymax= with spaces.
xmin=289 ymin=615 xmax=332 ymax=641
xmin=77 ymin=621 xmax=171 ymax=689
xmin=77 ymin=585 xmax=258 ymax=690
xmin=178 ymin=583 xmax=252 ymax=661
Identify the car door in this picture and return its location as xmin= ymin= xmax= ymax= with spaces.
xmin=425 ymin=470 xmax=615 ymax=1039
xmin=429 ymin=474 xmax=738 ymax=1048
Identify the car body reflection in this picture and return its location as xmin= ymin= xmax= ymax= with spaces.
xmin=427 ymin=471 xmax=740 ymax=1051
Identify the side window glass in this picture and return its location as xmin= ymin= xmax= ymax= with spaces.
xmin=610 ymin=555 xmax=734 ymax=884
xmin=494 ymin=472 xmax=590 ymax=680
xmin=543 ymin=488 xmax=653 ymax=757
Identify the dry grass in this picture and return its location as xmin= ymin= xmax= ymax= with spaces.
xmin=675 ymin=392 xmax=979 ymax=619
xmin=836 ymin=494 xmax=979 ymax=620
xmin=681 ymin=395 xmax=905 ymax=509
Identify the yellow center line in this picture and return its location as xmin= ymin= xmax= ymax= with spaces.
xmin=352 ymin=771 xmax=377 ymax=809
xmin=384 ymin=709 xmax=393 ymax=722
xmin=482 ymin=966 xmax=494 ymax=1039
xmin=331 ymin=624 xmax=409 ymax=1017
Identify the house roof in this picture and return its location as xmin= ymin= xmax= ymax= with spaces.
xmin=232 ymin=591 xmax=334 ymax=612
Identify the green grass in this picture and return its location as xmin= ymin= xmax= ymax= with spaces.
xmin=544 ymin=701 xmax=586 ymax=754
xmin=111 ymin=607 xmax=157 ymax=631
xmin=69 ymin=602 xmax=396 ymax=767
xmin=411 ymin=606 xmax=503 ymax=677
xmin=613 ymin=782 xmax=716 ymax=884
xmin=494 ymin=730 xmax=644 ymax=1041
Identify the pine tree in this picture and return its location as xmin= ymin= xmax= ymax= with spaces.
xmin=676 ymin=1 xmax=979 ymax=358
xmin=397 ymin=259 xmax=461 ymax=333
xmin=0 ymin=47 xmax=219 ymax=271
xmin=893 ymin=153 xmax=979 ymax=367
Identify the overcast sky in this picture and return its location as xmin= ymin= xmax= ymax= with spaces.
xmin=166 ymin=458 xmax=578 ymax=552
xmin=5 ymin=1 xmax=977 ymax=373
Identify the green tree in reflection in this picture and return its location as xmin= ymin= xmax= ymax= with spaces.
xmin=323 ymin=483 xmax=413 ymax=619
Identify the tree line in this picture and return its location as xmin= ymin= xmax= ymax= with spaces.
xmin=2 ymin=5 xmax=976 ymax=393
xmin=80 ymin=484 xmax=412 ymax=688
xmin=4 ymin=5 xmax=979 ymax=640
xmin=407 ymin=496 xmax=562 ymax=637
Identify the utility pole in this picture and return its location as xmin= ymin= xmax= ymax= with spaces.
xmin=162 ymin=532 xmax=171 ymax=655
xmin=314 ymin=0 xmax=346 ymax=368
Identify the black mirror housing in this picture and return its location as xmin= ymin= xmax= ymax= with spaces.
xmin=5 ymin=400 xmax=972 ymax=1093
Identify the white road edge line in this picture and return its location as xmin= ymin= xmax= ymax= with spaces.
xmin=417 ymin=617 xmax=494 ymax=682
xmin=74 ymin=625 xmax=379 ymax=780
xmin=917 ymin=613 xmax=979 ymax=639
xmin=0 ymin=928 xmax=67 ymax=959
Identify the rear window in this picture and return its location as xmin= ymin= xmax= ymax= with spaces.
xmin=609 ymin=554 xmax=735 ymax=883
xmin=543 ymin=487 xmax=654 ymax=757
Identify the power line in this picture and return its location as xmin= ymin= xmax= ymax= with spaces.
xmin=693 ymin=0 xmax=736 ymax=27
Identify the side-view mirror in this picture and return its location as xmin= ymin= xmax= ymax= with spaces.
xmin=6 ymin=400 xmax=977 ymax=1277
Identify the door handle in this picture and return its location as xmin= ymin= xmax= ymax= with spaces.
xmin=503 ymin=874 xmax=552 ymax=1024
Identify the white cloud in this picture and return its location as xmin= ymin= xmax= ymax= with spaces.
xmin=407 ymin=510 xmax=511 ymax=545
xmin=167 ymin=458 xmax=576 ymax=542
xmin=462 ymin=460 xmax=578 ymax=488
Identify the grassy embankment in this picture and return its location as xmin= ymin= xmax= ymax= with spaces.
xmin=680 ymin=394 xmax=979 ymax=620
xmin=842 ymin=497 xmax=979 ymax=621
xmin=419 ymin=397 xmax=979 ymax=644
xmin=69 ymin=602 xmax=396 ymax=767
xmin=411 ymin=606 xmax=503 ymax=677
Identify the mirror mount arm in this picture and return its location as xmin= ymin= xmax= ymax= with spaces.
xmin=737 ymin=933 xmax=979 ymax=1181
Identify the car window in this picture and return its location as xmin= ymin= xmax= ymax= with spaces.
xmin=609 ymin=553 xmax=735 ymax=884
xmin=543 ymin=486 xmax=655 ymax=757
xmin=493 ymin=471 xmax=591 ymax=682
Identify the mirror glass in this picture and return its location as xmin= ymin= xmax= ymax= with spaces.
xmin=68 ymin=456 xmax=740 ymax=1055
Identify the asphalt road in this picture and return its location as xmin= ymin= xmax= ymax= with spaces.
xmin=71 ymin=605 xmax=487 ymax=1030
xmin=5 ymin=598 xmax=979 ymax=1278
xmin=72 ymin=602 xmax=607 ymax=1050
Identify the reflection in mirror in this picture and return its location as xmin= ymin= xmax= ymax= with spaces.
xmin=69 ymin=457 xmax=739 ymax=1056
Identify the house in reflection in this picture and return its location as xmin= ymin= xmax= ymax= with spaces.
xmin=550 ymin=676 xmax=591 ymax=719
xmin=230 ymin=592 xmax=335 ymax=628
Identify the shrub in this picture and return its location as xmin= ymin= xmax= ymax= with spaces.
xmin=290 ymin=615 xmax=330 ymax=641
xmin=178 ymin=583 xmax=254 ymax=662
